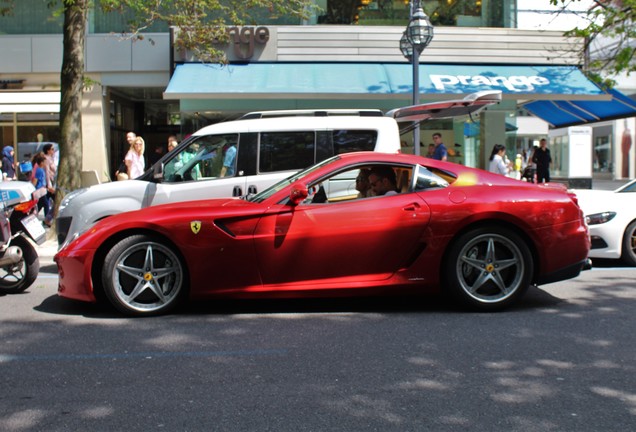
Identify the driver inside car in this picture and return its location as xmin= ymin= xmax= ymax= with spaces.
xmin=368 ymin=165 xmax=399 ymax=196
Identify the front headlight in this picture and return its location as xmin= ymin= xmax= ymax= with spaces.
xmin=58 ymin=188 xmax=88 ymax=214
xmin=586 ymin=211 xmax=616 ymax=225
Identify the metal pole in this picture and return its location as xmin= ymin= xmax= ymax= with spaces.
xmin=411 ymin=0 xmax=421 ymax=156
xmin=412 ymin=48 xmax=420 ymax=156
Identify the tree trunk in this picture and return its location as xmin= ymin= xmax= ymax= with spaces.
xmin=56 ymin=0 xmax=87 ymax=210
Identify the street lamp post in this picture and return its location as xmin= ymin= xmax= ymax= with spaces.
xmin=400 ymin=0 xmax=434 ymax=156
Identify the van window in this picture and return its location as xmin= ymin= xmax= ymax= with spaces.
xmin=332 ymin=130 xmax=378 ymax=154
xmin=259 ymin=131 xmax=315 ymax=173
xmin=164 ymin=134 xmax=238 ymax=182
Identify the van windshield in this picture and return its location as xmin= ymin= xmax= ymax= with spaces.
xmin=247 ymin=155 xmax=341 ymax=203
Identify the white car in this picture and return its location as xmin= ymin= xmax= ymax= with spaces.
xmin=574 ymin=179 xmax=636 ymax=265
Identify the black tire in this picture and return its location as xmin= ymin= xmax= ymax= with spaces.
xmin=101 ymin=234 xmax=185 ymax=316
xmin=0 ymin=235 xmax=40 ymax=294
xmin=444 ymin=227 xmax=533 ymax=311
xmin=621 ymin=220 xmax=636 ymax=266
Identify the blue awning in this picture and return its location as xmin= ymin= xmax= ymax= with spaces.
xmin=164 ymin=63 xmax=392 ymax=99
xmin=164 ymin=63 xmax=607 ymax=100
xmin=164 ymin=62 xmax=636 ymax=127
xmin=523 ymin=88 xmax=636 ymax=128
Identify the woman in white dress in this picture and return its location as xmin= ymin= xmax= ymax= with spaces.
xmin=488 ymin=144 xmax=510 ymax=176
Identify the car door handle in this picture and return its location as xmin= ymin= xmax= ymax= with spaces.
xmin=232 ymin=186 xmax=243 ymax=197
xmin=403 ymin=203 xmax=421 ymax=212
xmin=248 ymin=185 xmax=257 ymax=195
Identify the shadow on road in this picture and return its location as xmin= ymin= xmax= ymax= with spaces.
xmin=33 ymin=285 xmax=563 ymax=318
xmin=39 ymin=263 xmax=58 ymax=274
xmin=589 ymin=258 xmax=634 ymax=268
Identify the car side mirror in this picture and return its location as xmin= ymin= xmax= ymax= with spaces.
xmin=290 ymin=185 xmax=308 ymax=206
xmin=153 ymin=163 xmax=164 ymax=180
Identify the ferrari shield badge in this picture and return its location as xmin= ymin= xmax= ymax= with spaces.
xmin=190 ymin=221 xmax=202 ymax=234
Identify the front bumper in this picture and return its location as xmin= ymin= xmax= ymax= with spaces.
xmin=55 ymin=246 xmax=97 ymax=303
xmin=56 ymin=216 xmax=72 ymax=247
xmin=587 ymin=223 xmax=622 ymax=260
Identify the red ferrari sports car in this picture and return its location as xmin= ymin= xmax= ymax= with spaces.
xmin=55 ymin=152 xmax=590 ymax=316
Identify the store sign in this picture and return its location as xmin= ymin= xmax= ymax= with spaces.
xmin=430 ymin=74 xmax=550 ymax=92
xmin=226 ymin=26 xmax=270 ymax=60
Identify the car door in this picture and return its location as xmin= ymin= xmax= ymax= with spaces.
xmin=252 ymin=188 xmax=431 ymax=287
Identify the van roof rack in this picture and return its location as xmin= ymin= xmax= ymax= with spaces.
xmin=239 ymin=109 xmax=384 ymax=120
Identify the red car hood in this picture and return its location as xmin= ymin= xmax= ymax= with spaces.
xmin=108 ymin=197 xmax=256 ymax=224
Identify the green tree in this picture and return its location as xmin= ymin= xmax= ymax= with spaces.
xmin=550 ymin=0 xmax=635 ymax=86
xmin=2 ymin=0 xmax=315 ymax=213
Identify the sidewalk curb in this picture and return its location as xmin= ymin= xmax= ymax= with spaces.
xmin=37 ymin=238 xmax=58 ymax=260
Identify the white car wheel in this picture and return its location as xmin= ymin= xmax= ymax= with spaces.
xmin=621 ymin=220 xmax=636 ymax=266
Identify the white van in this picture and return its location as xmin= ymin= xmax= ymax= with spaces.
xmin=55 ymin=91 xmax=501 ymax=247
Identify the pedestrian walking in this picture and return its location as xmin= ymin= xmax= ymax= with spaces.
xmin=532 ymin=138 xmax=552 ymax=183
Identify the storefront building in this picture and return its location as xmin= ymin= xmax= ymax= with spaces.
xmin=1 ymin=0 xmax=634 ymax=185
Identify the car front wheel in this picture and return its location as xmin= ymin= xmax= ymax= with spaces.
xmin=101 ymin=234 xmax=185 ymax=316
xmin=444 ymin=227 xmax=533 ymax=311
xmin=621 ymin=220 xmax=636 ymax=266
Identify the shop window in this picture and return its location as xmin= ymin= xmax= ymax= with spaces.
xmin=593 ymin=135 xmax=613 ymax=174
xmin=549 ymin=135 xmax=570 ymax=178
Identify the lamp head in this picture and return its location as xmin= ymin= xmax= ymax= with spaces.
xmin=406 ymin=7 xmax=434 ymax=49
xmin=399 ymin=32 xmax=413 ymax=60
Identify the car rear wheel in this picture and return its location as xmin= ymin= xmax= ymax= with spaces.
xmin=621 ymin=220 xmax=636 ymax=266
xmin=444 ymin=227 xmax=533 ymax=311
xmin=101 ymin=234 xmax=185 ymax=316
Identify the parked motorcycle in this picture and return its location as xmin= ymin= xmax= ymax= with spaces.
xmin=0 ymin=181 xmax=45 ymax=294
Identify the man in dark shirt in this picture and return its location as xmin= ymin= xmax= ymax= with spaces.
xmin=431 ymin=133 xmax=447 ymax=161
xmin=533 ymin=138 xmax=552 ymax=183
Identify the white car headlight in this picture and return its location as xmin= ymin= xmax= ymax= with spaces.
xmin=586 ymin=211 xmax=616 ymax=225
xmin=58 ymin=188 xmax=88 ymax=214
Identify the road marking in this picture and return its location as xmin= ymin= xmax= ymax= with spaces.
xmin=0 ymin=349 xmax=288 ymax=363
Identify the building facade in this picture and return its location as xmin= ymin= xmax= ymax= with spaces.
xmin=1 ymin=0 xmax=632 ymax=185
xmin=517 ymin=0 xmax=636 ymax=181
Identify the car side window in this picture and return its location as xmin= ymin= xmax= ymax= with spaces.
xmin=414 ymin=165 xmax=451 ymax=191
xmin=163 ymin=134 xmax=238 ymax=183
xmin=259 ymin=131 xmax=315 ymax=173
xmin=332 ymin=130 xmax=378 ymax=154
xmin=303 ymin=164 xmax=414 ymax=204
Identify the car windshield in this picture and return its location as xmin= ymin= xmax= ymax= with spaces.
xmin=246 ymin=155 xmax=342 ymax=203
xmin=617 ymin=179 xmax=636 ymax=193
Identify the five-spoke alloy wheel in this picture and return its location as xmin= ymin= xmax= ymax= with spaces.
xmin=102 ymin=234 xmax=185 ymax=316
xmin=445 ymin=227 xmax=533 ymax=311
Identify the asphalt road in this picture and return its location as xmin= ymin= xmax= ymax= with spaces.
xmin=1 ymin=259 xmax=635 ymax=432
